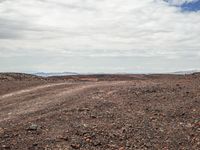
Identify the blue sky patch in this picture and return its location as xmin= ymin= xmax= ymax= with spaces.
xmin=164 ymin=0 xmax=200 ymax=12
xmin=181 ymin=0 xmax=200 ymax=12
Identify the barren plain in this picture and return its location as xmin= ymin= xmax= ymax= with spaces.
xmin=0 ymin=73 xmax=199 ymax=150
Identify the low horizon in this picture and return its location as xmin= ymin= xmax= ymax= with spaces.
xmin=1 ymin=69 xmax=200 ymax=75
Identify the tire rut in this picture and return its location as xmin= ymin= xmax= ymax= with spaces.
xmin=0 ymin=81 xmax=127 ymax=123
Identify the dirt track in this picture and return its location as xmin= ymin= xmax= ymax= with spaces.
xmin=0 ymin=74 xmax=200 ymax=149
xmin=0 ymin=81 xmax=128 ymax=123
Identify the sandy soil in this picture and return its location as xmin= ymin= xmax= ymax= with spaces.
xmin=0 ymin=73 xmax=199 ymax=150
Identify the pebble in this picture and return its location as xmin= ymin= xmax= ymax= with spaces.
xmin=71 ymin=144 xmax=81 ymax=149
xmin=32 ymin=143 xmax=38 ymax=147
xmin=27 ymin=124 xmax=38 ymax=131
xmin=83 ymin=124 xmax=88 ymax=127
xmin=85 ymin=138 xmax=90 ymax=142
xmin=2 ymin=145 xmax=10 ymax=149
xmin=108 ymin=144 xmax=117 ymax=148
xmin=4 ymin=134 xmax=10 ymax=138
xmin=90 ymin=114 xmax=97 ymax=118
xmin=119 ymin=147 xmax=125 ymax=150
xmin=0 ymin=127 xmax=4 ymax=134
xmin=58 ymin=136 xmax=68 ymax=141
xmin=92 ymin=140 xmax=101 ymax=146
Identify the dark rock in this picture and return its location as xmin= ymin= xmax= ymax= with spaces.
xmin=92 ymin=140 xmax=101 ymax=146
xmin=2 ymin=145 xmax=10 ymax=149
xmin=58 ymin=136 xmax=68 ymax=141
xmin=32 ymin=143 xmax=38 ymax=147
xmin=77 ymin=108 xmax=90 ymax=112
xmin=90 ymin=114 xmax=97 ymax=118
xmin=3 ymin=134 xmax=10 ymax=138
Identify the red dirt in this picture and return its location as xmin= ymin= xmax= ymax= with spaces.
xmin=0 ymin=73 xmax=199 ymax=150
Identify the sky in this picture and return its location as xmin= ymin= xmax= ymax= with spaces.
xmin=0 ymin=0 xmax=200 ymax=73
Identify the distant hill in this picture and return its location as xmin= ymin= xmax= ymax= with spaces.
xmin=34 ymin=72 xmax=79 ymax=77
xmin=0 ymin=73 xmax=43 ymax=81
xmin=172 ymin=70 xmax=200 ymax=75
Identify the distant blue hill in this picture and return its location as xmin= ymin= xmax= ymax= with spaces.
xmin=34 ymin=72 xmax=79 ymax=77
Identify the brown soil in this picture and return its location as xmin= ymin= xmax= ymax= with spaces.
xmin=0 ymin=73 xmax=199 ymax=150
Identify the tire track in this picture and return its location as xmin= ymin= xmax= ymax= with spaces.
xmin=0 ymin=81 xmax=127 ymax=123
xmin=0 ymin=82 xmax=69 ymax=99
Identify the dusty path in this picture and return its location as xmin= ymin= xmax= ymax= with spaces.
xmin=0 ymin=82 xmax=70 ymax=99
xmin=0 ymin=81 xmax=129 ymax=123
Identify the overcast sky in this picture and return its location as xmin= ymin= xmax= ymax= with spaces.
xmin=0 ymin=0 xmax=200 ymax=73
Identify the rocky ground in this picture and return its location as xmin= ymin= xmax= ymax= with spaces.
xmin=0 ymin=73 xmax=199 ymax=150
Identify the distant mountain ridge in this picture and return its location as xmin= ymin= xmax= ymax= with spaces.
xmin=34 ymin=72 xmax=79 ymax=77
xmin=34 ymin=70 xmax=200 ymax=76
xmin=172 ymin=70 xmax=200 ymax=75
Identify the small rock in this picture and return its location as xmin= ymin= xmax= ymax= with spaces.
xmin=144 ymin=142 xmax=152 ymax=148
xmin=0 ymin=127 xmax=4 ymax=134
xmin=78 ymin=108 xmax=89 ymax=112
xmin=27 ymin=124 xmax=38 ymax=131
xmin=83 ymin=124 xmax=88 ymax=127
xmin=126 ymin=142 xmax=131 ymax=147
xmin=92 ymin=140 xmax=101 ymax=146
xmin=71 ymin=144 xmax=81 ymax=149
xmin=119 ymin=147 xmax=125 ymax=150
xmin=179 ymin=122 xmax=184 ymax=125
xmin=32 ymin=143 xmax=38 ymax=147
xmin=181 ymin=113 xmax=186 ymax=116
xmin=108 ymin=144 xmax=117 ymax=148
xmin=58 ymin=136 xmax=68 ymax=141
xmin=85 ymin=138 xmax=90 ymax=141
xmin=159 ymin=128 xmax=164 ymax=132
xmin=2 ymin=145 xmax=10 ymax=149
xmin=186 ymin=123 xmax=192 ymax=128
xmin=4 ymin=134 xmax=10 ymax=138
xmin=90 ymin=114 xmax=97 ymax=118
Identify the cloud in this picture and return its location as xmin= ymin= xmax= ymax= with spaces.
xmin=0 ymin=0 xmax=200 ymax=72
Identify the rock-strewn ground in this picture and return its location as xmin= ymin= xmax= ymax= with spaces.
xmin=0 ymin=73 xmax=199 ymax=150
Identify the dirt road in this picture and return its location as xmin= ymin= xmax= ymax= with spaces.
xmin=0 ymin=75 xmax=199 ymax=149
xmin=0 ymin=81 xmax=128 ymax=123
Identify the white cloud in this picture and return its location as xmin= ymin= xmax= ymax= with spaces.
xmin=0 ymin=0 xmax=200 ymax=72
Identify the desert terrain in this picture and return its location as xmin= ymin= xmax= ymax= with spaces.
xmin=0 ymin=73 xmax=199 ymax=150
